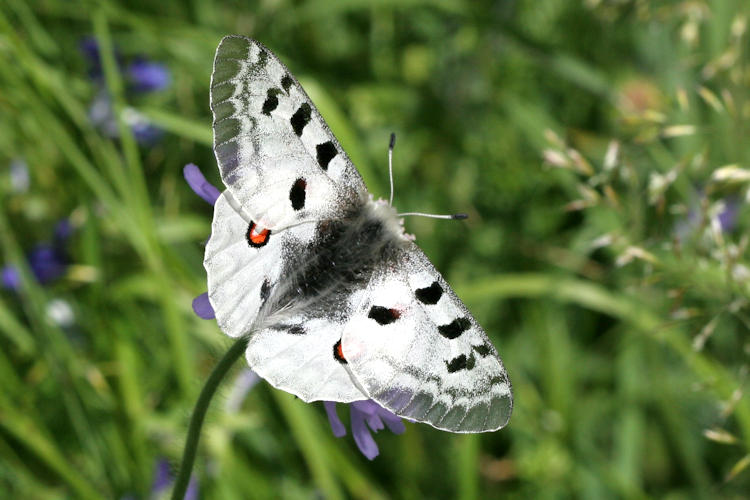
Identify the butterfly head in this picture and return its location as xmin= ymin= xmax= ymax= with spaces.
xmin=365 ymin=196 xmax=415 ymax=242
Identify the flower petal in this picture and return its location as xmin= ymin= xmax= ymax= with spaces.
xmin=324 ymin=401 xmax=347 ymax=438
xmin=127 ymin=59 xmax=171 ymax=92
xmin=350 ymin=405 xmax=379 ymax=460
xmin=192 ymin=293 xmax=215 ymax=319
xmin=366 ymin=414 xmax=385 ymax=432
xmin=225 ymin=369 xmax=261 ymax=413
xmin=1 ymin=266 xmax=20 ymax=290
xmin=184 ymin=164 xmax=221 ymax=205
xmin=150 ymin=458 xmax=172 ymax=493
xmin=350 ymin=399 xmax=381 ymax=417
xmin=718 ymin=197 xmax=740 ymax=232
xmin=28 ymin=245 xmax=66 ymax=284
xmin=54 ymin=219 xmax=73 ymax=242
xmin=379 ymin=410 xmax=406 ymax=435
xmin=184 ymin=475 xmax=200 ymax=500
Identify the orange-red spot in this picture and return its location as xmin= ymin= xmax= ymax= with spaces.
xmin=333 ymin=339 xmax=347 ymax=363
xmin=246 ymin=222 xmax=271 ymax=247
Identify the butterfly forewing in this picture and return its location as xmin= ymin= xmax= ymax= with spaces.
xmin=210 ymin=36 xmax=366 ymax=230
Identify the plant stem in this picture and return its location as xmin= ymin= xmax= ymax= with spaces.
xmin=171 ymin=336 xmax=249 ymax=500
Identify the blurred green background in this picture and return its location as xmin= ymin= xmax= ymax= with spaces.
xmin=2 ymin=0 xmax=750 ymax=498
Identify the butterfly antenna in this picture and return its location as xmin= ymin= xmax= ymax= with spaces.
xmin=389 ymin=132 xmax=468 ymax=220
xmin=398 ymin=212 xmax=469 ymax=220
xmin=388 ymin=132 xmax=396 ymax=206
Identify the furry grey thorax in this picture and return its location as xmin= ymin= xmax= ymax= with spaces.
xmin=261 ymin=198 xmax=412 ymax=328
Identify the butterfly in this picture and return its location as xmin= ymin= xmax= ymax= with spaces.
xmin=204 ymin=35 xmax=512 ymax=432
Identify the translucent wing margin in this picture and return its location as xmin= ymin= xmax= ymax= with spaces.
xmin=341 ymin=245 xmax=513 ymax=433
xmin=210 ymin=35 xmax=366 ymax=229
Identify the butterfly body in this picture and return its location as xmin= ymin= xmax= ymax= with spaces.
xmin=267 ymin=197 xmax=410 ymax=319
xmin=205 ymin=36 xmax=513 ymax=433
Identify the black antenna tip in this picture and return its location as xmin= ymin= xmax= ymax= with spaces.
xmin=389 ymin=132 xmax=396 ymax=150
xmin=452 ymin=213 xmax=469 ymax=220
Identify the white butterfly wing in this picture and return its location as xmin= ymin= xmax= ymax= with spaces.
xmin=245 ymin=315 xmax=368 ymax=403
xmin=204 ymin=192 xmax=310 ymax=338
xmin=211 ymin=36 xmax=366 ymax=230
xmin=205 ymin=192 xmax=367 ymax=400
xmin=341 ymin=245 xmax=513 ymax=433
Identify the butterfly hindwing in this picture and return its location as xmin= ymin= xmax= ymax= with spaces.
xmin=211 ymin=36 xmax=366 ymax=230
xmin=245 ymin=315 xmax=368 ymax=403
xmin=341 ymin=245 xmax=513 ymax=432
xmin=204 ymin=192 xmax=319 ymax=338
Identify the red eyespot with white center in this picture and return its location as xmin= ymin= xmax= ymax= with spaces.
xmin=246 ymin=221 xmax=271 ymax=247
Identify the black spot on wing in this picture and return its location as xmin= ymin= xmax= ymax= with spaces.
xmin=415 ymin=281 xmax=443 ymax=305
xmin=290 ymin=178 xmax=307 ymax=210
xmin=316 ymin=141 xmax=337 ymax=171
xmin=290 ymin=102 xmax=312 ymax=136
xmin=260 ymin=278 xmax=271 ymax=302
xmin=287 ymin=325 xmax=305 ymax=335
xmin=446 ymin=355 xmax=465 ymax=372
xmin=262 ymin=88 xmax=281 ymax=116
xmin=256 ymin=49 xmax=269 ymax=68
xmin=271 ymin=323 xmax=305 ymax=335
xmin=438 ymin=317 xmax=471 ymax=339
xmin=472 ymin=343 xmax=492 ymax=357
xmin=368 ymin=306 xmax=400 ymax=325
xmin=446 ymin=353 xmax=476 ymax=373
xmin=281 ymin=74 xmax=293 ymax=92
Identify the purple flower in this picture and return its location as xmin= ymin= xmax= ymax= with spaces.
xmin=127 ymin=111 xmax=164 ymax=145
xmin=185 ymin=164 xmax=220 ymax=320
xmin=225 ymin=369 xmax=262 ymax=413
xmin=80 ymin=37 xmax=170 ymax=144
xmin=151 ymin=459 xmax=172 ymax=494
xmin=717 ymin=197 xmax=740 ymax=232
xmin=127 ymin=59 xmax=171 ymax=92
xmin=80 ymin=37 xmax=170 ymax=95
xmin=184 ymin=164 xmax=221 ymax=206
xmin=88 ymin=89 xmax=163 ymax=145
xmin=2 ymin=267 xmax=20 ymax=289
xmin=28 ymin=245 xmax=67 ymax=284
xmin=79 ymin=36 xmax=108 ymax=80
xmin=192 ymin=292 xmax=215 ymax=320
xmin=2 ymin=220 xmax=71 ymax=291
xmin=54 ymin=219 xmax=73 ymax=242
xmin=79 ymin=36 xmax=100 ymax=63
xmin=675 ymin=192 xmax=742 ymax=239
xmin=185 ymin=164 xmax=407 ymax=460
xmin=150 ymin=458 xmax=199 ymax=500
xmin=324 ymin=400 xmax=406 ymax=460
